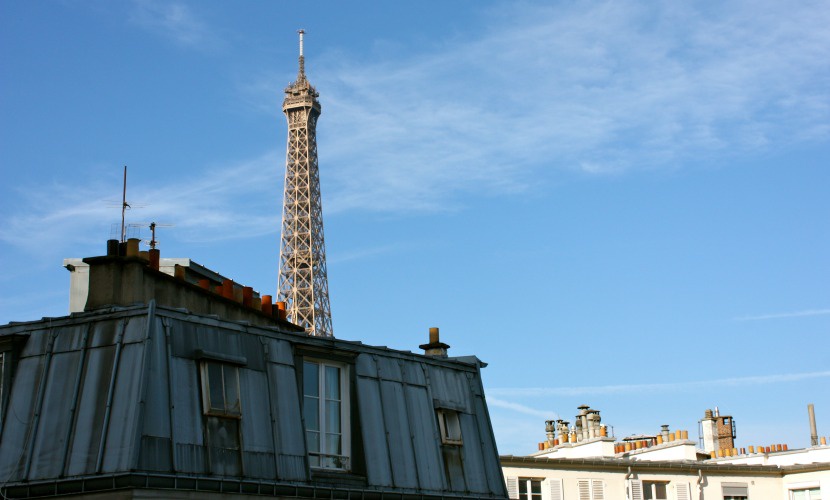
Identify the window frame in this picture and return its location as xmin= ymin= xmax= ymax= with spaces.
xmin=0 ymin=335 xmax=27 ymax=430
xmin=199 ymin=360 xmax=242 ymax=418
xmin=517 ymin=477 xmax=542 ymax=500
xmin=642 ymin=480 xmax=669 ymax=500
xmin=789 ymin=487 xmax=822 ymax=500
xmin=722 ymin=481 xmax=748 ymax=500
xmin=302 ymin=357 xmax=351 ymax=471
xmin=198 ymin=359 xmax=244 ymax=476
xmin=436 ymin=408 xmax=463 ymax=445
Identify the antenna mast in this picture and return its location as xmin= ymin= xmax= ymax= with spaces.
xmin=297 ymin=29 xmax=306 ymax=81
xmin=120 ymin=166 xmax=130 ymax=243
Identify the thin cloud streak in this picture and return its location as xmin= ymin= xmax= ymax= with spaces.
xmin=130 ymin=0 xmax=220 ymax=50
xmin=5 ymin=1 xmax=830 ymax=254
xmin=296 ymin=0 xmax=830 ymax=214
xmin=327 ymin=244 xmax=401 ymax=265
xmin=0 ymin=151 xmax=284 ymax=254
xmin=487 ymin=397 xmax=559 ymax=420
xmin=734 ymin=308 xmax=830 ymax=321
xmin=488 ymin=371 xmax=830 ymax=397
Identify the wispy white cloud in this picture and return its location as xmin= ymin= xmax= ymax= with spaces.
xmin=0 ymin=152 xmax=282 ymax=253
xmin=130 ymin=0 xmax=220 ymax=50
xmin=487 ymin=397 xmax=559 ymax=420
xmin=328 ymin=244 xmax=401 ymax=265
xmin=5 ymin=1 xmax=830 ymax=254
xmin=284 ymin=0 xmax=830 ymax=214
xmin=734 ymin=308 xmax=830 ymax=321
xmin=488 ymin=371 xmax=830 ymax=397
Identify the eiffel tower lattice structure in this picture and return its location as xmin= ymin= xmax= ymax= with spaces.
xmin=277 ymin=30 xmax=334 ymax=337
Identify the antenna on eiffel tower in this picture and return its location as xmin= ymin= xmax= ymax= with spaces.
xmin=297 ymin=29 xmax=305 ymax=79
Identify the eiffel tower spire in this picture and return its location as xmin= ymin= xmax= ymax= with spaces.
xmin=278 ymin=30 xmax=333 ymax=337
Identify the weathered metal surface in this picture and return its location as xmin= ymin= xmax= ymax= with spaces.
xmin=355 ymin=370 xmax=394 ymax=486
xmin=428 ymin=365 xmax=472 ymax=412
xmin=28 ymin=350 xmax=80 ymax=479
xmin=405 ymin=383 xmax=447 ymax=491
xmin=380 ymin=379 xmax=419 ymax=488
xmin=0 ymin=304 xmax=506 ymax=498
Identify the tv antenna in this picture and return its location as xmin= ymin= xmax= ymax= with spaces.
xmin=126 ymin=221 xmax=174 ymax=249
xmin=120 ymin=166 xmax=129 ymax=243
xmin=109 ymin=166 xmax=150 ymax=242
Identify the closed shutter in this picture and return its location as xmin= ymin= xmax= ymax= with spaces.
xmin=578 ymin=480 xmax=591 ymax=500
xmin=592 ymin=480 xmax=604 ymax=500
xmin=629 ymin=479 xmax=644 ymax=500
xmin=675 ymin=482 xmax=691 ymax=500
xmin=507 ymin=477 xmax=519 ymax=500
xmin=722 ymin=483 xmax=748 ymax=497
xmin=549 ymin=478 xmax=563 ymax=500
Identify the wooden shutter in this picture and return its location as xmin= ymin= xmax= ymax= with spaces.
xmin=629 ymin=479 xmax=644 ymax=500
xmin=592 ymin=480 xmax=604 ymax=500
xmin=548 ymin=478 xmax=563 ymax=500
xmin=578 ymin=480 xmax=591 ymax=500
xmin=507 ymin=477 xmax=519 ymax=500
xmin=675 ymin=482 xmax=691 ymax=500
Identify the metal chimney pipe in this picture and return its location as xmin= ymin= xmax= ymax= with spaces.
xmin=808 ymin=404 xmax=819 ymax=446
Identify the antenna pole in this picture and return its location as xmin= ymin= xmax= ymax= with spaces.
xmin=120 ymin=166 xmax=128 ymax=243
xmin=297 ymin=29 xmax=305 ymax=80
xmin=149 ymin=222 xmax=157 ymax=250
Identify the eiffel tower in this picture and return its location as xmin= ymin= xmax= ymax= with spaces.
xmin=277 ymin=30 xmax=333 ymax=337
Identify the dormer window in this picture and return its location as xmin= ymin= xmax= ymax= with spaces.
xmin=303 ymin=359 xmax=351 ymax=470
xmin=437 ymin=409 xmax=463 ymax=445
xmin=199 ymin=359 xmax=243 ymax=475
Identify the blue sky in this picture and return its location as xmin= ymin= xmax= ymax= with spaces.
xmin=1 ymin=1 xmax=828 ymax=455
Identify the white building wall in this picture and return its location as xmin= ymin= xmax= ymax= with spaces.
xmin=628 ymin=442 xmax=699 ymax=462
xmin=503 ymin=463 xmax=829 ymax=500
xmin=713 ymin=447 xmax=830 ymax=466
xmin=782 ymin=469 xmax=830 ymax=500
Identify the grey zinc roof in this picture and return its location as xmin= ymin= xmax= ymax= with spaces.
xmin=0 ymin=303 xmax=507 ymax=499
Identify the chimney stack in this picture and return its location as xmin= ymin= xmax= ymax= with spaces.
xmin=808 ymin=404 xmax=819 ymax=446
xmin=419 ymin=327 xmax=450 ymax=358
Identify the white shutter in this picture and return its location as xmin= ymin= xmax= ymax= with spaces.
xmin=592 ymin=480 xmax=604 ymax=500
xmin=507 ymin=477 xmax=519 ymax=500
xmin=675 ymin=482 xmax=691 ymax=500
xmin=548 ymin=478 xmax=563 ymax=500
xmin=629 ymin=479 xmax=644 ymax=500
xmin=578 ymin=479 xmax=591 ymax=500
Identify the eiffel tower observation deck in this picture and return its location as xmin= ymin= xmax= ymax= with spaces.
xmin=278 ymin=30 xmax=333 ymax=337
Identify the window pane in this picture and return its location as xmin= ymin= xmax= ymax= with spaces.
xmin=224 ymin=366 xmax=240 ymax=415
xmin=304 ymin=395 xmax=320 ymax=431
xmin=326 ymin=400 xmax=341 ymax=433
xmin=207 ymin=363 xmax=225 ymax=412
xmin=519 ymin=479 xmax=528 ymax=494
xmin=654 ymin=483 xmax=666 ymax=499
xmin=325 ymin=432 xmax=341 ymax=456
xmin=325 ymin=365 xmax=340 ymax=400
xmin=306 ymin=429 xmax=320 ymax=453
xmin=304 ymin=361 xmax=319 ymax=397
xmin=531 ymin=480 xmax=541 ymax=494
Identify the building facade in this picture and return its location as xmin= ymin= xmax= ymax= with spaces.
xmin=501 ymin=405 xmax=829 ymax=500
xmin=0 ymin=246 xmax=506 ymax=499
